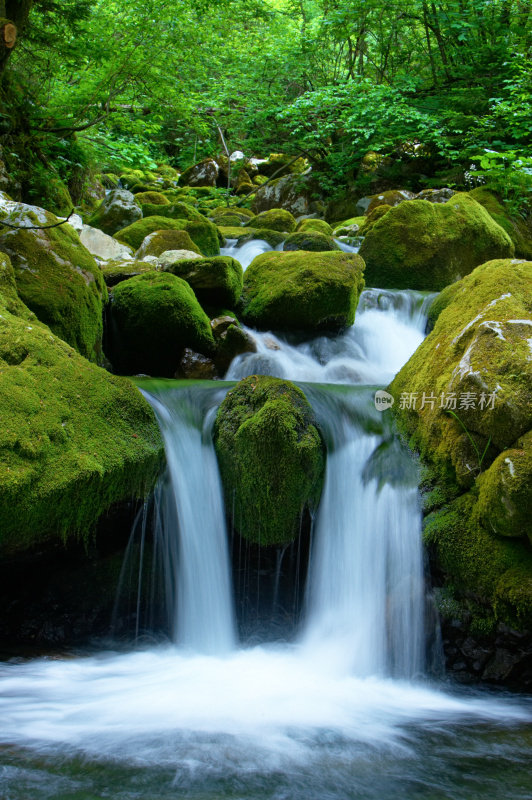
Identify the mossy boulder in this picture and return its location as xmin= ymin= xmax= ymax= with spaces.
xmin=163 ymin=255 xmax=243 ymax=308
xmin=359 ymin=194 xmax=514 ymax=291
xmin=87 ymin=189 xmax=142 ymax=236
xmin=424 ymin=493 xmax=532 ymax=631
xmin=101 ymin=260 xmax=156 ymax=287
xmin=469 ymin=188 xmax=532 ymax=260
xmin=114 ymin=216 xmax=220 ymax=256
xmin=0 ymin=292 xmax=163 ymax=555
xmin=358 ymin=204 xmax=392 ymax=235
xmin=218 ymin=227 xmax=285 ymax=247
xmin=283 ymin=231 xmax=339 ymax=252
xmin=365 ymin=189 xmax=415 ymax=215
xmin=256 ymin=154 xmax=308 ymax=178
xmin=242 ymin=250 xmax=365 ymax=333
xmin=246 ymin=208 xmax=297 ymax=233
xmin=134 ymin=191 xmax=170 ymax=206
xmin=390 ymin=258 xmax=532 ymax=488
xmin=296 ymin=218 xmax=333 ymax=235
xmin=213 ymin=375 xmax=325 ymax=546
xmin=141 ymin=201 xmax=205 ymax=222
xmin=332 ymin=216 xmax=366 ymax=236
xmin=109 ymin=272 xmax=214 ymax=376
xmin=210 ymin=207 xmax=251 ymax=227
xmin=136 ymin=229 xmax=201 ymax=259
xmin=0 ymin=203 xmax=107 ymax=361
xmin=477 ymin=431 xmax=532 ymax=543
xmin=390 ymin=258 xmax=532 ymax=632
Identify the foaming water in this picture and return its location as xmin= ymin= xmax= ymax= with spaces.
xmin=227 ymin=288 xmax=435 ymax=383
xmin=221 ymin=238 xmax=283 ymax=270
xmin=139 ymin=386 xmax=235 ymax=653
xmin=302 ymin=389 xmax=424 ymax=679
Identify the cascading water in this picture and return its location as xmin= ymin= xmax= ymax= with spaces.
xmin=221 ymin=237 xmax=283 ymax=270
xmin=138 ymin=386 xmax=236 ymax=653
xmin=301 ymin=388 xmax=424 ymax=679
xmin=0 ymin=269 xmax=531 ymax=799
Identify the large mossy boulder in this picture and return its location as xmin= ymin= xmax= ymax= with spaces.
xmin=241 ymin=250 xmax=365 ymax=333
xmin=109 ymin=272 xmax=214 ymax=376
xmin=390 ymin=258 xmax=532 ymax=631
xmin=213 ymin=376 xmax=325 ymax=546
xmin=87 ymin=189 xmax=142 ymax=236
xmin=136 ymin=229 xmax=201 ymax=259
xmin=469 ymin=188 xmax=532 ymax=260
xmin=163 ymin=255 xmax=243 ymax=308
xmin=0 ymin=284 xmax=163 ymax=555
xmin=283 ymin=231 xmax=339 ymax=252
xmin=296 ymin=218 xmax=333 ymax=235
xmin=101 ymin=259 xmax=156 ymax=287
xmin=141 ymin=201 xmax=205 ymax=222
xmin=0 ymin=203 xmax=107 ymax=361
xmin=114 ymin=215 xmax=220 ymax=256
xmin=252 ymin=174 xmax=317 ymax=217
xmin=246 ymin=208 xmax=297 ymax=233
xmin=359 ymin=194 xmax=514 ymax=291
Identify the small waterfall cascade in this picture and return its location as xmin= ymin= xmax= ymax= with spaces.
xmin=139 ymin=385 xmax=236 ymax=653
xmin=220 ymin=238 xmax=283 ymax=270
xmin=301 ymin=387 xmax=424 ymax=678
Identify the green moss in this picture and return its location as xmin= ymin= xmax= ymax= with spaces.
xmin=391 ymin=259 xmax=532 ymax=487
xmin=141 ymin=202 xmax=205 ymax=222
xmin=0 ymin=253 xmax=34 ymax=318
xmin=109 ymin=271 xmax=214 ymax=376
xmin=424 ymin=493 xmax=532 ymax=629
xmin=242 ymin=250 xmax=365 ymax=333
xmin=0 ymin=296 xmax=163 ymax=555
xmin=218 ymin=227 xmax=285 ymax=247
xmin=114 ymin=215 xmax=219 ymax=256
xmin=213 ymin=375 xmax=325 ymax=545
xmin=163 ymin=255 xmax=243 ymax=308
xmin=476 ymin=430 xmax=532 ymax=542
xmin=245 ymin=209 xmax=297 ymax=233
xmin=358 ymin=204 xmax=392 ymax=235
xmin=101 ymin=260 xmax=156 ymax=287
xmin=360 ymin=194 xmax=514 ymax=290
xmin=470 ymin=187 xmax=532 ymax=260
xmin=0 ymin=205 xmax=107 ymax=361
xmin=296 ymin=219 xmax=333 ymax=235
xmin=283 ymin=231 xmax=339 ymax=252
xmin=134 ymin=191 xmax=169 ymax=206
xmin=136 ymin=229 xmax=201 ymax=258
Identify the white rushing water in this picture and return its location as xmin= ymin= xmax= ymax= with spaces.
xmin=221 ymin=237 xmax=283 ymax=270
xmin=139 ymin=388 xmax=236 ymax=653
xmin=1 ymin=281 xmax=530 ymax=799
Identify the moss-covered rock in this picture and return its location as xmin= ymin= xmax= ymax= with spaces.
xmin=332 ymin=216 xmax=366 ymax=236
xmin=391 ymin=258 xmax=532 ymax=632
xmin=218 ymin=227 xmax=285 ymax=247
xmin=424 ymin=493 xmax=532 ymax=631
xmin=141 ymin=201 xmax=205 ymax=222
xmin=109 ymin=272 xmax=214 ymax=376
xmin=134 ymin=191 xmax=170 ymax=206
xmin=163 ymin=255 xmax=243 ymax=308
xmin=390 ymin=258 xmax=532 ymax=488
xmin=296 ymin=218 xmax=333 ymax=235
xmin=365 ymin=189 xmax=415 ymax=215
xmin=210 ymin=207 xmax=251 ymax=227
xmin=359 ymin=194 xmax=514 ymax=291
xmin=87 ymin=189 xmax=142 ymax=236
xmin=136 ymin=229 xmax=201 ymax=259
xmin=114 ymin=215 xmax=220 ymax=256
xmin=246 ymin=208 xmax=297 ymax=233
xmin=469 ymin=188 xmax=532 ymax=260
xmin=242 ymin=250 xmax=365 ymax=333
xmin=257 ymin=154 xmax=308 ymax=178
xmin=0 ymin=293 xmax=163 ymax=555
xmin=476 ymin=430 xmax=532 ymax=543
xmin=283 ymin=231 xmax=339 ymax=252
xmin=358 ymin=204 xmax=392 ymax=235
xmin=213 ymin=375 xmax=325 ymax=545
xmin=0 ymin=203 xmax=107 ymax=361
xmin=101 ymin=260 xmax=156 ymax=287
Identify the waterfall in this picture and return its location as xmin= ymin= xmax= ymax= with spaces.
xmin=301 ymin=387 xmax=424 ymax=679
xmin=220 ymin=238 xmax=283 ymax=270
xmin=140 ymin=385 xmax=236 ymax=653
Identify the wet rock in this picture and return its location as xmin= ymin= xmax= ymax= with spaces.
xmin=178 ymin=348 xmax=218 ymax=379
xmin=87 ymin=189 xmax=142 ymax=236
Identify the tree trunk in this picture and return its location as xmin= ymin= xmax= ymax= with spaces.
xmin=0 ymin=0 xmax=33 ymax=76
